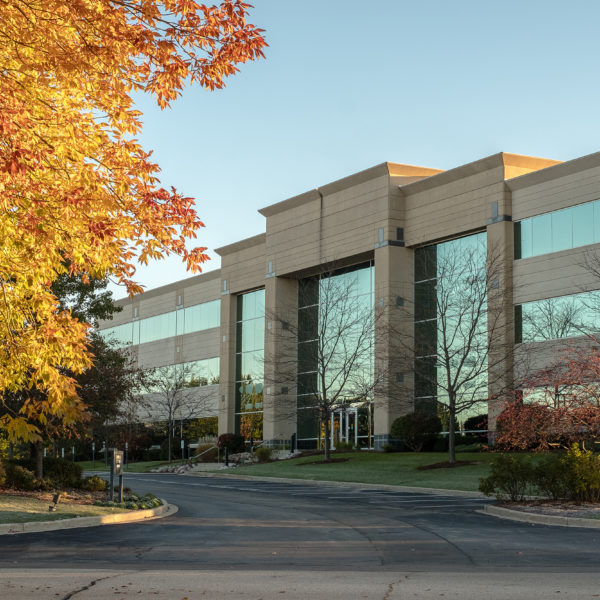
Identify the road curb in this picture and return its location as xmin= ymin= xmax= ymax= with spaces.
xmin=480 ymin=504 xmax=600 ymax=528
xmin=0 ymin=499 xmax=178 ymax=536
xmin=185 ymin=471 xmax=485 ymax=498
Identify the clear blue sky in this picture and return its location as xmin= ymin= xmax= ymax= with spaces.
xmin=112 ymin=0 xmax=600 ymax=298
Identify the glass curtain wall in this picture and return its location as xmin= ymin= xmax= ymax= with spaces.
xmin=100 ymin=299 xmax=220 ymax=348
xmin=235 ymin=289 xmax=265 ymax=440
xmin=144 ymin=357 xmax=220 ymax=392
xmin=414 ymin=233 xmax=488 ymax=427
xmin=515 ymin=290 xmax=600 ymax=343
xmin=515 ymin=198 xmax=600 ymax=259
xmin=296 ymin=263 xmax=374 ymax=449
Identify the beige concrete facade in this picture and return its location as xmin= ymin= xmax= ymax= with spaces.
xmin=99 ymin=150 xmax=600 ymax=448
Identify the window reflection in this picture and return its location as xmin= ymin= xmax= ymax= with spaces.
xmin=296 ymin=262 xmax=375 ymax=447
xmin=516 ymin=290 xmax=600 ymax=343
xmin=99 ymin=299 xmax=220 ymax=348
xmin=413 ymin=233 xmax=488 ymax=424
xmin=516 ymin=199 xmax=600 ymax=259
xmin=144 ymin=357 xmax=220 ymax=392
xmin=235 ymin=289 xmax=265 ymax=440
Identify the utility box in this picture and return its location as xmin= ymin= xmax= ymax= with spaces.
xmin=113 ymin=450 xmax=124 ymax=476
xmin=110 ymin=449 xmax=124 ymax=502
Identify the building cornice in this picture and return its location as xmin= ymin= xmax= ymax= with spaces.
xmin=506 ymin=150 xmax=600 ymax=191
xmin=258 ymin=162 xmax=440 ymax=218
xmin=113 ymin=268 xmax=222 ymax=306
xmin=399 ymin=152 xmax=560 ymax=194
xmin=215 ymin=233 xmax=266 ymax=257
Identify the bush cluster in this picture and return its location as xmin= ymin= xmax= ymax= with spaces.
xmin=254 ymin=447 xmax=272 ymax=463
xmin=2 ymin=457 xmax=85 ymax=491
xmin=81 ymin=475 xmax=109 ymax=492
xmin=93 ymin=492 xmax=162 ymax=510
xmin=390 ymin=412 xmax=442 ymax=452
xmin=334 ymin=441 xmax=354 ymax=452
xmin=16 ymin=457 xmax=82 ymax=487
xmin=479 ymin=444 xmax=600 ymax=502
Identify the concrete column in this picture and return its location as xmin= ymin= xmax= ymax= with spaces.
xmin=373 ymin=243 xmax=414 ymax=448
xmin=486 ymin=219 xmax=515 ymax=439
xmin=263 ymin=276 xmax=298 ymax=447
xmin=218 ymin=292 xmax=237 ymax=435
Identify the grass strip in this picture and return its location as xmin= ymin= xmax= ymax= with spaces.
xmin=0 ymin=495 xmax=138 ymax=524
xmin=227 ymin=451 xmax=500 ymax=492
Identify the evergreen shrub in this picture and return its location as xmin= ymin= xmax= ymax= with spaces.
xmin=390 ymin=412 xmax=442 ymax=451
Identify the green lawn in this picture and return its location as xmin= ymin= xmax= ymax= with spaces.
xmin=0 ymin=495 xmax=137 ymax=524
xmin=77 ymin=460 xmax=169 ymax=473
xmin=227 ymin=451 xmax=501 ymax=492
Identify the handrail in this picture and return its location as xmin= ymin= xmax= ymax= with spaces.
xmin=188 ymin=445 xmax=218 ymax=464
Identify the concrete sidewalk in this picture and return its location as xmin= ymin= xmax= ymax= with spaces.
xmin=2 ymin=569 xmax=600 ymax=600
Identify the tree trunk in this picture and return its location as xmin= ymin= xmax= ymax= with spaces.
xmin=448 ymin=395 xmax=456 ymax=464
xmin=168 ymin=418 xmax=173 ymax=463
xmin=323 ymin=411 xmax=330 ymax=462
xmin=35 ymin=440 xmax=44 ymax=480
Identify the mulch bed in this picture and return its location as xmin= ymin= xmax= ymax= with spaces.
xmin=417 ymin=460 xmax=480 ymax=471
xmin=503 ymin=500 xmax=600 ymax=520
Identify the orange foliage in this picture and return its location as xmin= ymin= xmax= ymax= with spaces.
xmin=497 ymin=347 xmax=600 ymax=450
xmin=0 ymin=1 xmax=266 ymax=441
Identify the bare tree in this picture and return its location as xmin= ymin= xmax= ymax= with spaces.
xmin=411 ymin=235 xmax=510 ymax=463
xmin=142 ymin=363 xmax=217 ymax=462
xmin=520 ymin=296 xmax=585 ymax=342
xmin=269 ymin=266 xmax=384 ymax=461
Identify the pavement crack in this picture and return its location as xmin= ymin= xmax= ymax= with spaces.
xmin=61 ymin=573 xmax=123 ymax=600
xmin=383 ymin=582 xmax=394 ymax=600
xmin=407 ymin=519 xmax=477 ymax=566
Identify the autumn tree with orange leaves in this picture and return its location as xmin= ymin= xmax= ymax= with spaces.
xmin=497 ymin=347 xmax=600 ymax=451
xmin=0 ymin=1 xmax=266 ymax=443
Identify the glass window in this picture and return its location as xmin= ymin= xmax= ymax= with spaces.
xmin=100 ymin=300 xmax=220 ymax=348
xmin=184 ymin=300 xmax=220 ymax=334
xmin=414 ymin=280 xmax=436 ymax=321
xmin=552 ymin=209 xmax=572 ymax=253
xmin=414 ymin=356 xmax=437 ymax=399
xmin=237 ymin=289 xmax=265 ymax=321
xmin=236 ymin=350 xmax=263 ymax=382
xmin=299 ymin=279 xmax=318 ymax=308
xmin=517 ymin=290 xmax=600 ymax=343
xmin=297 ymin=372 xmax=318 ymax=396
xmin=298 ymin=340 xmax=318 ymax=374
xmin=413 ymin=233 xmax=487 ymax=416
xmin=531 ymin=213 xmax=552 ymax=257
xmin=296 ymin=263 xmax=374 ymax=445
xmin=176 ymin=308 xmax=184 ymax=336
xmin=572 ymin=202 xmax=595 ymax=248
xmin=516 ymin=198 xmax=600 ymax=260
xmin=235 ymin=288 xmax=265 ymax=439
xmin=594 ymin=200 xmax=600 ymax=244
xmin=99 ymin=322 xmax=133 ymax=346
xmin=415 ymin=245 xmax=437 ymax=282
xmin=139 ymin=311 xmax=177 ymax=345
xmin=298 ymin=306 xmax=318 ymax=342
xmin=519 ymin=218 xmax=533 ymax=259
xmin=414 ymin=320 xmax=437 ymax=356
xmin=145 ymin=357 xmax=219 ymax=392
